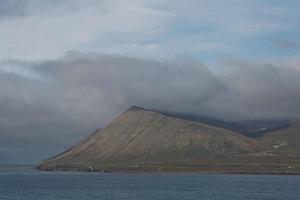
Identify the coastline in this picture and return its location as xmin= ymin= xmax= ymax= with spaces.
xmin=37 ymin=157 xmax=300 ymax=175
xmin=37 ymin=167 xmax=300 ymax=176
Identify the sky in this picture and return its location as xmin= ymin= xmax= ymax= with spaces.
xmin=0 ymin=0 xmax=300 ymax=164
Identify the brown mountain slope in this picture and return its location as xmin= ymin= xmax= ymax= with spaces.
xmin=39 ymin=106 xmax=267 ymax=171
xmin=262 ymin=120 xmax=300 ymax=155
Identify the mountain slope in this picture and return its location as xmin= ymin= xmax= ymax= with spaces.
xmin=262 ymin=120 xmax=300 ymax=155
xmin=39 ymin=106 xmax=267 ymax=170
xmin=159 ymin=112 xmax=289 ymax=138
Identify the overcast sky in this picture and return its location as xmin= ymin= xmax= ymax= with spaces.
xmin=0 ymin=0 xmax=300 ymax=164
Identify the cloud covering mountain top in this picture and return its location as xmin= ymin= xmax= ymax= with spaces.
xmin=0 ymin=0 xmax=300 ymax=164
xmin=1 ymin=53 xmax=300 ymax=137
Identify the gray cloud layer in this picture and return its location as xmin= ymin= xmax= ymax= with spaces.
xmin=1 ymin=53 xmax=300 ymax=163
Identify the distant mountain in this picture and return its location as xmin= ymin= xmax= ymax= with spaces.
xmin=156 ymin=112 xmax=290 ymax=138
xmin=38 ymin=106 xmax=300 ymax=174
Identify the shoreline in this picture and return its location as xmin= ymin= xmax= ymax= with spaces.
xmin=37 ymin=167 xmax=300 ymax=176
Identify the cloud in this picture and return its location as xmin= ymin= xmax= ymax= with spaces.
xmin=1 ymin=53 xmax=300 ymax=163
xmin=1 ymin=53 xmax=300 ymax=124
xmin=214 ymin=58 xmax=300 ymax=120
xmin=0 ymin=0 xmax=171 ymax=60
xmin=0 ymin=0 xmax=298 ymax=63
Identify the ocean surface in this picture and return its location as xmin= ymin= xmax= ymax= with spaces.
xmin=0 ymin=166 xmax=300 ymax=200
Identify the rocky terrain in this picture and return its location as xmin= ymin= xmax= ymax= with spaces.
xmin=39 ymin=106 xmax=300 ymax=174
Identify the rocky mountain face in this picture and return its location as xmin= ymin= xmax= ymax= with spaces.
xmin=38 ymin=106 xmax=300 ymax=173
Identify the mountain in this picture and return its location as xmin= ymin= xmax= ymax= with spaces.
xmin=262 ymin=120 xmax=300 ymax=155
xmin=157 ymin=112 xmax=289 ymax=138
xmin=38 ymin=106 xmax=300 ymax=174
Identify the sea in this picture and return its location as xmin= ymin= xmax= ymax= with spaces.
xmin=0 ymin=166 xmax=300 ymax=200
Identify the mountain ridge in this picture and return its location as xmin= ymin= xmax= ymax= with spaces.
xmin=125 ymin=105 xmax=290 ymax=137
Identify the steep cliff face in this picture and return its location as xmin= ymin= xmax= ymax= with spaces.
xmin=39 ymin=106 xmax=266 ymax=170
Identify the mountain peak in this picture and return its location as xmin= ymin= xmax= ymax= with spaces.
xmin=126 ymin=105 xmax=147 ymax=112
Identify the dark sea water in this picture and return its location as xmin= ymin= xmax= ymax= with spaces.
xmin=0 ymin=167 xmax=300 ymax=200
